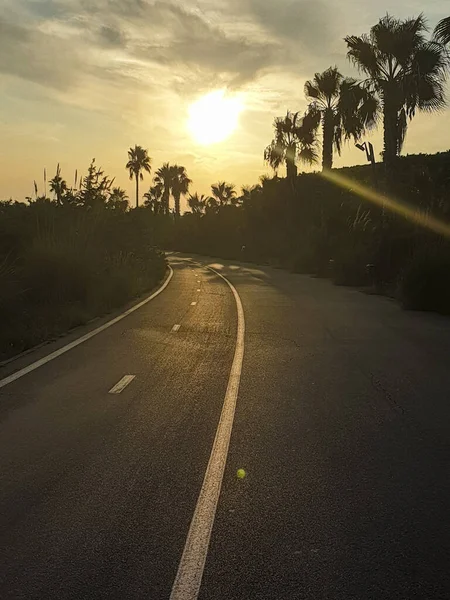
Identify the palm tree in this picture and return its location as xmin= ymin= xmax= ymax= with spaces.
xmin=107 ymin=187 xmax=129 ymax=212
xmin=126 ymin=145 xmax=152 ymax=208
xmin=345 ymin=14 xmax=449 ymax=169
xmin=434 ymin=17 xmax=450 ymax=45
xmin=264 ymin=110 xmax=320 ymax=179
xmin=49 ymin=164 xmax=68 ymax=205
xmin=187 ymin=193 xmax=209 ymax=215
xmin=171 ymin=165 xmax=192 ymax=217
xmin=143 ymin=184 xmax=163 ymax=214
xmin=153 ymin=163 xmax=175 ymax=215
xmin=304 ymin=67 xmax=378 ymax=170
xmin=211 ymin=182 xmax=237 ymax=206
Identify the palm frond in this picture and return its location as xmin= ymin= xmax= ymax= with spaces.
xmin=434 ymin=16 xmax=450 ymax=45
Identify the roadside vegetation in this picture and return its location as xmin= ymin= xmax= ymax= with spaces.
xmin=1 ymin=13 xmax=450 ymax=359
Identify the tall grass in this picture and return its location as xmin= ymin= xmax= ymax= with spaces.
xmin=0 ymin=202 xmax=166 ymax=360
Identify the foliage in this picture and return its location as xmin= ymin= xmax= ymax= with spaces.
xmin=0 ymin=199 xmax=165 ymax=360
xmin=304 ymin=67 xmax=378 ymax=170
xmin=345 ymin=14 xmax=449 ymax=168
xmin=126 ymin=145 xmax=152 ymax=208
xmin=264 ymin=111 xmax=320 ymax=179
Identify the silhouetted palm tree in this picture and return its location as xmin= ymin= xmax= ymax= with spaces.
xmin=187 ymin=193 xmax=209 ymax=215
xmin=153 ymin=163 xmax=175 ymax=215
xmin=49 ymin=165 xmax=68 ymax=205
xmin=107 ymin=188 xmax=129 ymax=212
xmin=305 ymin=67 xmax=378 ymax=170
xmin=264 ymin=111 xmax=320 ymax=179
xmin=345 ymin=14 xmax=449 ymax=168
xmin=126 ymin=145 xmax=152 ymax=208
xmin=434 ymin=17 xmax=450 ymax=45
xmin=143 ymin=184 xmax=163 ymax=214
xmin=211 ymin=182 xmax=237 ymax=206
xmin=171 ymin=166 xmax=192 ymax=217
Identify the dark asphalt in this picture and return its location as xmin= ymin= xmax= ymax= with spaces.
xmin=1 ymin=255 xmax=450 ymax=599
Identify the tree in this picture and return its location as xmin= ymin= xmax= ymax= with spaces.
xmin=153 ymin=163 xmax=175 ymax=215
xmin=187 ymin=193 xmax=209 ymax=215
xmin=49 ymin=164 xmax=68 ymax=205
xmin=264 ymin=110 xmax=320 ymax=179
xmin=171 ymin=165 xmax=192 ymax=217
xmin=304 ymin=67 xmax=378 ymax=170
xmin=126 ymin=145 xmax=152 ymax=208
xmin=144 ymin=184 xmax=163 ymax=214
xmin=107 ymin=187 xmax=129 ymax=212
xmin=434 ymin=17 xmax=450 ymax=45
xmin=345 ymin=14 xmax=449 ymax=169
xmin=211 ymin=182 xmax=237 ymax=207
xmin=79 ymin=159 xmax=114 ymax=208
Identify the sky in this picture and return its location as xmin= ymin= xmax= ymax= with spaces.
xmin=0 ymin=0 xmax=449 ymax=206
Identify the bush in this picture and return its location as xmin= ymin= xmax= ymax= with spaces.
xmin=400 ymin=250 xmax=450 ymax=314
xmin=0 ymin=203 xmax=166 ymax=360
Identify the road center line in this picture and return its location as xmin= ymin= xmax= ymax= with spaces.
xmin=170 ymin=266 xmax=245 ymax=600
xmin=0 ymin=267 xmax=173 ymax=390
xmin=172 ymin=324 xmax=181 ymax=332
xmin=108 ymin=375 xmax=136 ymax=394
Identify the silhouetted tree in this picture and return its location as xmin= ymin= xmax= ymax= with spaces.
xmin=154 ymin=163 xmax=175 ymax=215
xmin=144 ymin=184 xmax=163 ymax=214
xmin=126 ymin=145 xmax=152 ymax=208
xmin=187 ymin=193 xmax=209 ymax=215
xmin=305 ymin=67 xmax=378 ymax=170
xmin=79 ymin=159 xmax=114 ymax=208
xmin=171 ymin=165 xmax=192 ymax=217
xmin=107 ymin=187 xmax=129 ymax=212
xmin=264 ymin=111 xmax=320 ymax=179
xmin=346 ymin=14 xmax=449 ymax=169
xmin=211 ymin=182 xmax=237 ymax=206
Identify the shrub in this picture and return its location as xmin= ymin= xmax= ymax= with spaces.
xmin=400 ymin=250 xmax=450 ymax=314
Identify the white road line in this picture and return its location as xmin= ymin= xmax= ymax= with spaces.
xmin=197 ymin=289 xmax=201 ymax=292
xmin=172 ymin=324 xmax=181 ymax=332
xmin=170 ymin=266 xmax=245 ymax=600
xmin=0 ymin=267 xmax=174 ymax=390
xmin=108 ymin=375 xmax=135 ymax=394
xmin=190 ymin=302 xmax=197 ymax=306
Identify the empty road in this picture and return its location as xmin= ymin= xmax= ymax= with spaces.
xmin=1 ymin=255 xmax=450 ymax=599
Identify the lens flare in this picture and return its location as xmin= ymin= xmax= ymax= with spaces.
xmin=321 ymin=169 xmax=450 ymax=238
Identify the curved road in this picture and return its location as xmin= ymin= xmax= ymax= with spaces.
xmin=1 ymin=255 xmax=450 ymax=599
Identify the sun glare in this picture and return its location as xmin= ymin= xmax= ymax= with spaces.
xmin=188 ymin=90 xmax=243 ymax=145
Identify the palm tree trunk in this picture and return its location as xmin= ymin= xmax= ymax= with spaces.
xmin=286 ymin=144 xmax=297 ymax=179
xmin=322 ymin=112 xmax=334 ymax=171
xmin=135 ymin=173 xmax=139 ymax=208
xmin=382 ymin=92 xmax=398 ymax=171
xmin=174 ymin=193 xmax=181 ymax=218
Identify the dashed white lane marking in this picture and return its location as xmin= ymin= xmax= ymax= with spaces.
xmin=191 ymin=302 xmax=197 ymax=306
xmin=172 ymin=324 xmax=181 ymax=332
xmin=197 ymin=289 xmax=201 ymax=292
xmin=108 ymin=375 xmax=135 ymax=394
xmin=0 ymin=267 xmax=174 ymax=390
xmin=170 ymin=266 xmax=245 ymax=600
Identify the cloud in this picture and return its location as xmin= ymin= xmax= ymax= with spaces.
xmin=0 ymin=18 xmax=82 ymax=90
xmin=243 ymin=0 xmax=342 ymax=60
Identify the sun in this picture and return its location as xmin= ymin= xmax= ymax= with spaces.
xmin=188 ymin=90 xmax=244 ymax=145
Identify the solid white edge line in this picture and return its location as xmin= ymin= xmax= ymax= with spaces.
xmin=108 ymin=375 xmax=136 ymax=394
xmin=0 ymin=266 xmax=174 ymax=390
xmin=170 ymin=265 xmax=245 ymax=600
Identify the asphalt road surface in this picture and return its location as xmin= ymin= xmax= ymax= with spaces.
xmin=1 ymin=255 xmax=450 ymax=600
